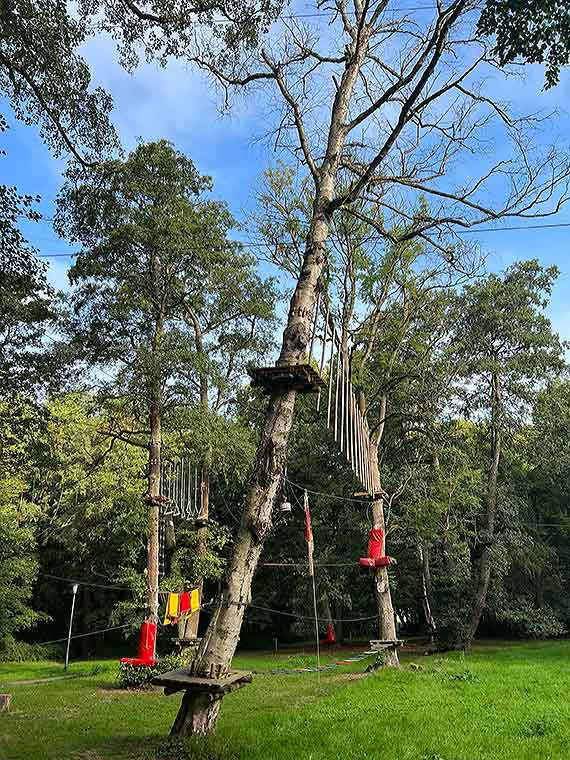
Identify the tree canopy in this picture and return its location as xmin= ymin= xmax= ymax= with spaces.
xmin=479 ymin=1 xmax=570 ymax=88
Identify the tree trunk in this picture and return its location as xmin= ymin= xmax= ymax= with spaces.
xmin=464 ymin=371 xmax=502 ymax=645
xmin=170 ymin=200 xmax=331 ymax=736
xmin=371 ymin=502 xmax=399 ymax=666
xmin=182 ymin=308 xmax=212 ymax=640
xmin=146 ymin=395 xmax=161 ymax=625
xmin=169 ymin=26 xmax=372 ymax=735
xmin=170 ymin=692 xmax=221 ymax=737
xmin=418 ymin=542 xmax=437 ymax=643
xmin=361 ymin=393 xmax=399 ymax=666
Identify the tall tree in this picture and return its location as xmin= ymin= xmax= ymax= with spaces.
xmin=0 ymin=114 xmax=56 ymax=396
xmin=56 ymin=140 xmax=275 ymax=642
xmin=74 ymin=1 xmax=570 ymax=735
xmin=0 ymin=397 xmax=48 ymax=656
xmin=253 ymin=164 xmax=473 ymax=661
xmin=453 ymin=260 xmax=565 ymax=645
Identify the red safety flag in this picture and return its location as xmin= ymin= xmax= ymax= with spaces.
xmin=179 ymin=591 xmax=191 ymax=615
xmin=304 ymin=490 xmax=315 ymax=577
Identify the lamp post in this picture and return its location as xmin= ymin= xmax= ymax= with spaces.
xmin=64 ymin=583 xmax=79 ymax=671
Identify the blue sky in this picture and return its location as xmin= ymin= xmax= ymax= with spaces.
xmin=3 ymin=12 xmax=570 ymax=339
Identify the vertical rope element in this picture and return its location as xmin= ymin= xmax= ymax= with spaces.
xmin=312 ymin=308 xmax=373 ymax=494
xmin=158 ymin=504 xmax=166 ymax=577
xmin=316 ymin=300 xmax=330 ymax=412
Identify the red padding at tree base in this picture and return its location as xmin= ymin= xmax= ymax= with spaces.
xmin=321 ymin=623 xmax=336 ymax=645
xmin=358 ymin=527 xmax=394 ymax=568
xmin=120 ymin=620 xmax=158 ymax=667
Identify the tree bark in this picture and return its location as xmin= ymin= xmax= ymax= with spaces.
xmin=360 ymin=393 xmax=399 ymax=666
xmin=182 ymin=307 xmax=212 ymax=639
xmin=464 ymin=371 xmax=502 ymax=645
xmin=418 ymin=542 xmax=437 ymax=643
xmin=146 ymin=269 xmax=164 ymax=626
xmin=146 ymin=394 xmax=161 ymax=625
xmin=170 ymin=692 xmax=221 ymax=737
xmin=369 ymin=438 xmax=399 ymax=667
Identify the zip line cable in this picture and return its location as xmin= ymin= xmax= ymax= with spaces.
xmin=36 ymin=623 xmax=131 ymax=647
xmin=284 ymin=476 xmax=370 ymax=504
xmin=223 ymin=600 xmax=379 ymax=624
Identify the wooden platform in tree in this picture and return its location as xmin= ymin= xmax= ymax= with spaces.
xmin=247 ymin=364 xmax=325 ymax=394
xmin=151 ymin=668 xmax=252 ymax=696
xmin=369 ymin=639 xmax=404 ymax=650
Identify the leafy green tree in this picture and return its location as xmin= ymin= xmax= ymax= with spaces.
xmin=31 ymin=393 xmax=147 ymax=651
xmin=0 ymin=398 xmax=48 ymax=655
xmin=0 ymin=116 xmax=55 ymax=395
xmin=56 ymin=140 xmax=275 ymax=629
xmin=453 ymin=260 xmax=565 ymax=645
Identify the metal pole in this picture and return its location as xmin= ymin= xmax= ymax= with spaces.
xmin=65 ymin=583 xmax=79 ymax=671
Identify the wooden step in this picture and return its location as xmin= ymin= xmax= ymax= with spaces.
xmin=152 ymin=668 xmax=252 ymax=696
xmin=369 ymin=639 xmax=405 ymax=650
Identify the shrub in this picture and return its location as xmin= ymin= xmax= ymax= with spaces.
xmin=0 ymin=638 xmax=62 ymax=662
xmin=498 ymin=601 xmax=566 ymax=639
xmin=117 ymin=653 xmax=188 ymax=689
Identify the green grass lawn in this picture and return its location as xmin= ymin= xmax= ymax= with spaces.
xmin=1 ymin=641 xmax=570 ymax=760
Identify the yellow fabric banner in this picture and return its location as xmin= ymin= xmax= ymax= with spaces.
xmin=163 ymin=592 xmax=180 ymax=625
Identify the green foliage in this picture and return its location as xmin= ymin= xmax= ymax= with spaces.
xmin=478 ymin=1 xmax=570 ymax=88
xmin=0 ymin=117 xmax=55 ymax=394
xmin=56 ymin=138 xmax=275 ymax=445
xmin=167 ymin=519 xmax=231 ymax=589
xmin=454 ymin=260 xmax=564 ymax=416
xmin=495 ymin=601 xmax=565 ymax=640
xmin=116 ymin=652 xmax=187 ymax=689
xmin=0 ymin=1 xmax=117 ymax=163
xmin=0 ymin=639 xmax=61 ymax=663
xmin=78 ymin=0 xmax=284 ymax=72
xmin=0 ymin=398 xmax=48 ymax=654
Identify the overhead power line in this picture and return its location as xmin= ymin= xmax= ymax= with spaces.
xmin=32 ymin=221 xmax=570 ymax=259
